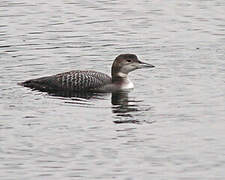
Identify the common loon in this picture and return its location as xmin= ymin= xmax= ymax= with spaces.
xmin=19 ymin=54 xmax=155 ymax=93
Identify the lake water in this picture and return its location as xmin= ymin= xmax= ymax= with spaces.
xmin=0 ymin=0 xmax=225 ymax=179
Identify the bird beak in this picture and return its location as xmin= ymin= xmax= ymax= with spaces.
xmin=138 ymin=60 xmax=155 ymax=68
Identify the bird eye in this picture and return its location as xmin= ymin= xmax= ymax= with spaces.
xmin=127 ymin=59 xmax=131 ymax=62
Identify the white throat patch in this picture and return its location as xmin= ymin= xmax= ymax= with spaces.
xmin=117 ymin=72 xmax=127 ymax=78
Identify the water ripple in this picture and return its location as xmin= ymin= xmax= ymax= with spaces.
xmin=0 ymin=0 xmax=225 ymax=179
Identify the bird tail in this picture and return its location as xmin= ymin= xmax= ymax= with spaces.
xmin=18 ymin=80 xmax=32 ymax=87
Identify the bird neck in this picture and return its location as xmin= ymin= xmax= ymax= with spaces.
xmin=112 ymin=71 xmax=128 ymax=83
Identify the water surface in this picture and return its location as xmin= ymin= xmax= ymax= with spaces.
xmin=0 ymin=0 xmax=225 ymax=179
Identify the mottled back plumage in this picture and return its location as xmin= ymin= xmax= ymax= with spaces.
xmin=21 ymin=70 xmax=111 ymax=92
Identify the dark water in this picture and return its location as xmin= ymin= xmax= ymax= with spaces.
xmin=0 ymin=0 xmax=225 ymax=179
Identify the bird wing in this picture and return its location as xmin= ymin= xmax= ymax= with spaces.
xmin=21 ymin=70 xmax=111 ymax=92
xmin=55 ymin=70 xmax=111 ymax=91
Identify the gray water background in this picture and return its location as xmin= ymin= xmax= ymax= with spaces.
xmin=0 ymin=0 xmax=225 ymax=179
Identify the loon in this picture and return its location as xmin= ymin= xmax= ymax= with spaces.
xmin=19 ymin=54 xmax=155 ymax=93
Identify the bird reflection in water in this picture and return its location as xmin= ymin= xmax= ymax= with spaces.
xmin=49 ymin=90 xmax=101 ymax=99
xmin=43 ymin=90 xmax=152 ymax=124
xmin=111 ymin=91 xmax=151 ymax=124
xmin=48 ymin=90 xmax=107 ymax=106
